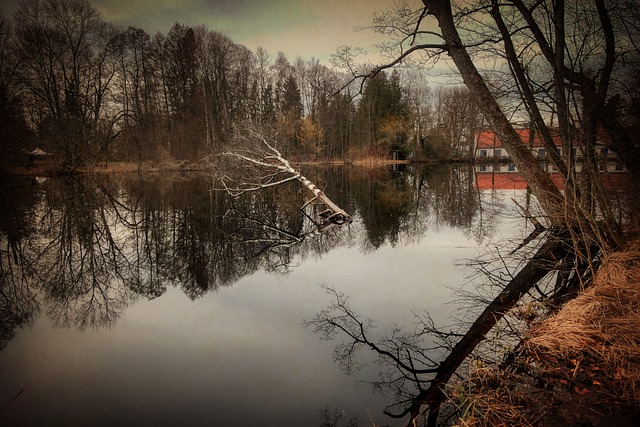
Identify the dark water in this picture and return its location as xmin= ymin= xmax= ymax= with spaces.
xmin=0 ymin=165 xmax=529 ymax=426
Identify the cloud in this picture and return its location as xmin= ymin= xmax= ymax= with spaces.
xmin=1 ymin=0 xmax=394 ymax=63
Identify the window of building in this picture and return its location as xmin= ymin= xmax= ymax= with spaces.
xmin=493 ymin=164 xmax=501 ymax=172
xmin=508 ymin=163 xmax=515 ymax=172
xmin=601 ymin=147 xmax=609 ymax=157
xmin=479 ymin=165 xmax=487 ymax=172
xmin=479 ymin=149 xmax=487 ymax=157
xmin=494 ymin=149 xmax=502 ymax=157
xmin=538 ymin=148 xmax=546 ymax=156
xmin=615 ymin=161 xmax=624 ymax=171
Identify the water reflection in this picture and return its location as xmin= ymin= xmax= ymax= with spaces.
xmin=0 ymin=178 xmax=41 ymax=350
xmin=0 ymin=165 xmax=488 ymax=338
xmin=4 ymin=165 xmax=635 ymax=427
xmin=1 ymin=164 xmax=516 ymax=426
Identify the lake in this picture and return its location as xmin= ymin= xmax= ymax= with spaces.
xmin=0 ymin=165 xmax=534 ymax=426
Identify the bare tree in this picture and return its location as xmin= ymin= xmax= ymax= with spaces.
xmin=14 ymin=0 xmax=119 ymax=170
xmin=209 ymin=128 xmax=353 ymax=225
xmin=399 ymin=69 xmax=433 ymax=159
xmin=337 ymin=0 xmax=638 ymax=232
xmin=432 ymin=85 xmax=483 ymax=159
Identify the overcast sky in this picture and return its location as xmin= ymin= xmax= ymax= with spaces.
xmin=1 ymin=0 xmax=397 ymax=65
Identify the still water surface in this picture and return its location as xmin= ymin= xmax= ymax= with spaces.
xmin=0 ymin=165 xmax=529 ymax=426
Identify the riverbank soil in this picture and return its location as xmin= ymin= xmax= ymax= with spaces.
xmin=450 ymin=237 xmax=640 ymax=426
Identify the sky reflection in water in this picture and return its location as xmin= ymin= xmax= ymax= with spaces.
xmin=0 ymin=165 xmax=529 ymax=426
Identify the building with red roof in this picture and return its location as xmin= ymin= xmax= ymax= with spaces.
xmin=474 ymin=127 xmax=626 ymax=177
xmin=475 ymin=128 xmax=566 ymax=158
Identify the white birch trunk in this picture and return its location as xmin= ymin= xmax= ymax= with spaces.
xmin=214 ymin=132 xmax=352 ymax=224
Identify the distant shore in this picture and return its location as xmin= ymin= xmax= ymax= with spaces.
xmin=1 ymin=156 xmax=474 ymax=178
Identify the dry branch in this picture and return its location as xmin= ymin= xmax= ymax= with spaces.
xmin=210 ymin=130 xmax=352 ymax=226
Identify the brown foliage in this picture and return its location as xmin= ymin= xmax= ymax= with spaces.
xmin=447 ymin=237 xmax=640 ymax=426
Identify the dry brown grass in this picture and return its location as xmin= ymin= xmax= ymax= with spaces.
xmin=350 ymin=157 xmax=410 ymax=167
xmin=446 ymin=238 xmax=640 ymax=426
xmin=79 ymin=162 xmax=140 ymax=173
xmin=525 ymin=237 xmax=640 ymax=402
xmin=87 ymin=160 xmax=208 ymax=174
xmin=447 ymin=361 xmax=536 ymax=427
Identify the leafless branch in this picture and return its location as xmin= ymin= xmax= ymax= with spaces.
xmin=209 ymin=128 xmax=352 ymax=225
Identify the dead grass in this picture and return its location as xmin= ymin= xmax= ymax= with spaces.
xmin=81 ymin=160 xmax=208 ymax=174
xmin=525 ymin=237 xmax=640 ymax=402
xmin=3 ymin=160 xmax=211 ymax=176
xmin=447 ymin=361 xmax=536 ymax=427
xmin=349 ymin=156 xmax=410 ymax=167
xmin=447 ymin=237 xmax=640 ymax=426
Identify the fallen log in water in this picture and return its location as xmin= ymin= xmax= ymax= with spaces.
xmin=208 ymin=130 xmax=352 ymax=225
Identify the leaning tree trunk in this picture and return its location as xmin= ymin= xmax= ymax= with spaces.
xmin=424 ymin=0 xmax=566 ymax=226
xmin=214 ymin=131 xmax=352 ymax=225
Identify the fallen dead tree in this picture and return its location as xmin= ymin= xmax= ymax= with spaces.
xmin=206 ymin=129 xmax=352 ymax=226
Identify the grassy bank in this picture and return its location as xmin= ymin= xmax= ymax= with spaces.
xmin=448 ymin=236 xmax=640 ymax=426
xmin=1 ymin=159 xmax=210 ymax=177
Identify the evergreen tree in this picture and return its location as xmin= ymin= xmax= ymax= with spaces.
xmin=354 ymin=70 xmax=410 ymax=156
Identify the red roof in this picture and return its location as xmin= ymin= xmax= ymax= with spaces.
xmin=476 ymin=128 xmax=563 ymax=149
xmin=476 ymin=127 xmax=612 ymax=150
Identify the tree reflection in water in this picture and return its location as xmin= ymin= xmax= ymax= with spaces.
xmin=0 ymin=165 xmax=485 ymax=346
xmin=306 ymin=170 xmax=637 ymax=425
xmin=0 ymin=164 xmax=510 ymax=427
xmin=0 ymin=179 xmax=41 ymax=350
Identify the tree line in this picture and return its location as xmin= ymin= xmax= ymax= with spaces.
xmin=0 ymin=0 xmax=485 ymax=172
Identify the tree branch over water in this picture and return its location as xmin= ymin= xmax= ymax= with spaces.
xmin=307 ymin=230 xmax=572 ymax=425
xmin=207 ymin=128 xmax=353 ymax=226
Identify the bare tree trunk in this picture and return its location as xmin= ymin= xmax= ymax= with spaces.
xmin=212 ymin=130 xmax=352 ymax=224
xmin=489 ymin=0 xmax=566 ymax=178
xmin=424 ymin=0 xmax=566 ymax=226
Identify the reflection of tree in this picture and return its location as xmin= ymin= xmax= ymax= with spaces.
xmin=123 ymin=177 xmax=241 ymax=300
xmin=36 ymin=178 xmax=136 ymax=328
xmin=423 ymin=165 xmax=478 ymax=230
xmin=307 ymin=230 xmax=572 ymax=425
xmin=351 ymin=168 xmax=412 ymax=249
xmin=349 ymin=164 xmax=482 ymax=250
xmin=0 ymin=180 xmax=42 ymax=349
xmin=0 ymin=164 xmax=483 ymax=346
xmin=223 ymin=201 xmax=351 ymax=275
xmin=305 ymin=286 xmax=454 ymax=417
xmin=410 ymin=165 xmax=485 ymax=244
xmin=0 ymin=240 xmax=39 ymax=350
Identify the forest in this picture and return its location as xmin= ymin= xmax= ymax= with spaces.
xmin=0 ymin=0 xmax=484 ymax=173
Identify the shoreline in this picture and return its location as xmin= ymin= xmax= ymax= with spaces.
xmin=1 ymin=157 xmax=474 ymax=178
